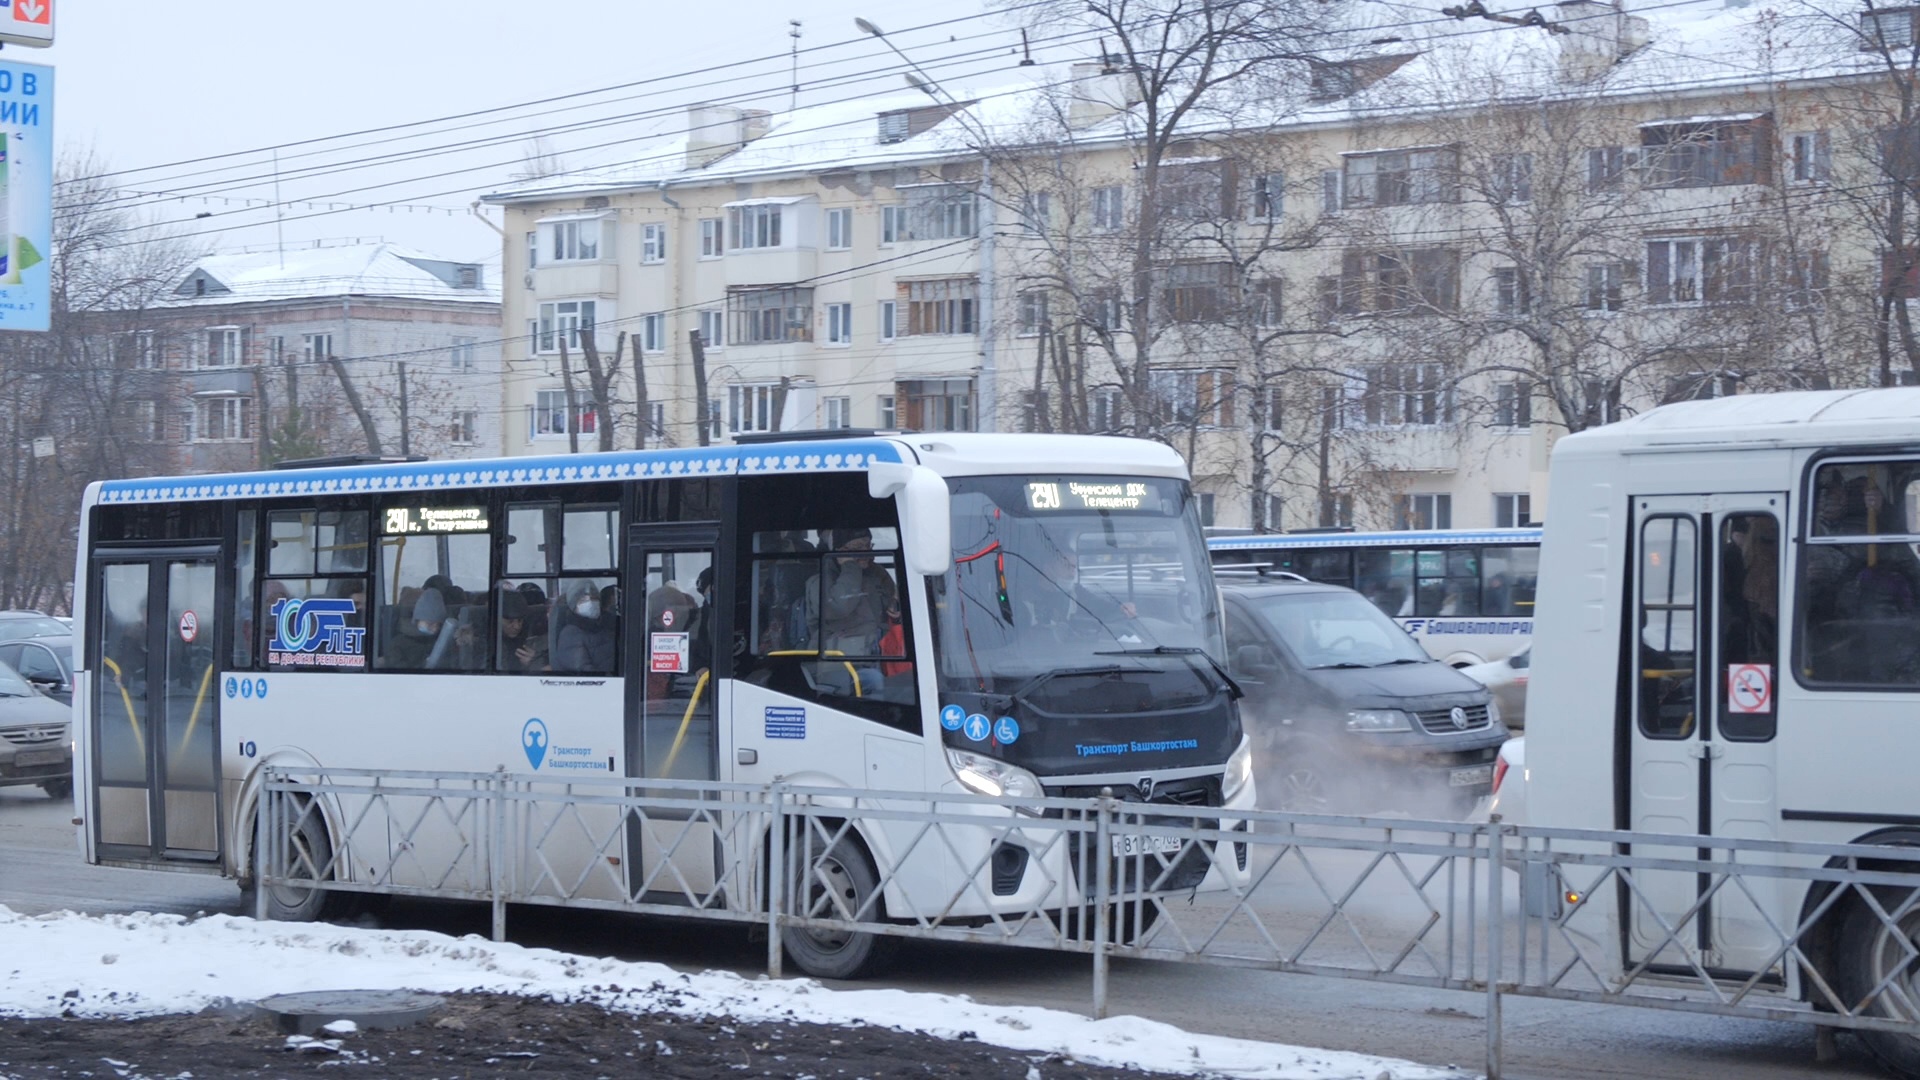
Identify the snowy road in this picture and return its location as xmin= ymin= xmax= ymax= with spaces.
xmin=0 ymin=787 xmax=1891 ymax=1079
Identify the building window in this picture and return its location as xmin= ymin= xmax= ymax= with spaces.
xmin=1263 ymin=493 xmax=1286 ymax=532
xmin=827 ymin=208 xmax=853 ymax=250
xmin=1494 ymin=379 xmax=1532 ymax=428
xmin=1017 ymin=289 xmax=1048 ymax=336
xmin=449 ymin=336 xmax=476 ymax=372
xmin=1162 ymin=262 xmax=1235 ymax=323
xmin=203 ymin=326 xmax=244 ymax=368
xmin=1861 ymin=7 xmax=1917 ymax=49
xmin=903 ymin=278 xmax=977 ymax=335
xmin=1343 ymin=147 xmax=1457 ymax=208
xmin=826 ymin=302 xmax=852 ymax=345
xmin=536 ymin=299 xmax=598 ymax=353
xmin=641 ymin=223 xmax=667 ymax=263
xmin=897 ymin=379 xmax=974 ymax=432
xmin=1360 ymin=363 xmax=1453 ymax=427
xmin=706 ymin=399 xmax=724 ymax=442
xmin=194 ymin=396 xmax=254 ymax=442
xmin=698 ymin=310 xmax=724 ymax=350
xmin=648 ymin=402 xmax=667 ymax=441
xmin=1645 ymin=236 xmax=1756 ymax=305
xmin=1160 ymin=159 xmax=1234 ymax=220
xmin=1150 ymin=368 xmax=1235 ymax=428
xmin=1021 ymin=390 xmax=1050 ymax=432
xmin=525 ymin=230 xmax=538 ymax=271
xmin=1022 ymin=191 xmax=1051 ymax=234
xmin=1091 ymin=387 xmax=1126 ymax=433
xmin=114 ymin=331 xmax=158 ymax=369
xmin=1494 ymin=493 xmax=1531 ymax=529
xmin=1788 ymin=250 xmax=1831 ymax=309
xmin=881 ymin=205 xmax=906 ymax=245
xmin=641 ymin=313 xmax=665 ymax=353
xmin=1585 ymin=262 xmax=1627 ymax=311
xmin=878 ymin=394 xmax=897 ymax=429
xmin=122 ymin=400 xmax=162 ymax=440
xmin=1331 ymin=248 xmax=1458 ymax=313
xmin=303 ymin=333 xmax=333 ymax=363
xmin=728 ymin=204 xmax=784 ymax=250
xmin=1662 ymin=370 xmax=1742 ymax=404
xmin=727 ymin=286 xmax=813 ymax=345
xmin=1252 ymin=279 xmax=1283 ymax=328
xmin=896 ymin=184 xmax=978 ymax=240
xmin=729 ymin=383 xmax=784 ymax=434
xmin=879 ymin=300 xmax=897 ymax=342
xmin=1492 ymin=267 xmax=1521 ymax=315
xmin=1249 ymin=172 xmax=1284 ymax=220
xmin=1394 ymin=492 xmax=1453 ymax=531
xmin=699 ymin=218 xmax=724 ymax=258
xmin=824 ymin=396 xmax=852 ymax=429
xmin=1586 ymin=146 xmax=1638 ymax=192
xmin=529 ymin=389 xmax=596 ymax=439
xmin=1790 ymin=130 xmax=1831 ymax=183
xmin=1197 ymin=493 xmax=1216 ymax=528
xmin=1090 ymin=185 xmax=1125 ymax=231
xmin=1258 ymin=384 xmax=1283 ymax=432
xmin=540 ymin=217 xmax=605 ymax=262
xmin=1086 ymin=287 xmax=1126 ymax=333
xmin=1491 ymin=153 xmax=1533 ymax=203
xmin=1641 ymin=116 xmax=1772 ymax=188
xmin=1320 ymin=169 xmax=1342 ymax=213
xmin=450 ymin=410 xmax=478 ymax=446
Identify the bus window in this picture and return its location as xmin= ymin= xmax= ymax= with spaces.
xmin=1415 ymin=548 xmax=1480 ymax=617
xmin=1798 ymin=459 xmax=1920 ymax=686
xmin=376 ymin=502 xmax=491 ymax=673
xmin=1637 ymin=515 xmax=1697 ymax=739
xmin=501 ymin=500 xmax=623 ymax=675
xmin=551 ymin=577 xmax=618 ymax=674
xmin=1294 ymin=549 xmax=1354 ymax=586
xmin=1481 ymin=546 xmax=1539 ymax=618
xmin=260 ymin=509 xmax=372 ymax=672
xmin=1356 ymin=548 xmax=1413 ymax=616
xmin=233 ymin=509 xmax=256 ymax=670
xmin=1720 ymin=513 xmax=1778 ymax=741
xmin=563 ymin=508 xmax=618 ymax=571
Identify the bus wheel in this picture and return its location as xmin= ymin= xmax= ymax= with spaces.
xmin=1837 ymin=886 xmax=1920 ymax=1078
xmin=243 ymin=804 xmax=340 ymax=923
xmin=782 ymin=837 xmax=898 ymax=980
xmin=38 ymin=777 xmax=71 ymax=801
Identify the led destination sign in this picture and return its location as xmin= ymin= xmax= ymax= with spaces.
xmin=1025 ymin=480 xmax=1153 ymax=512
xmin=383 ymin=506 xmax=489 ymax=535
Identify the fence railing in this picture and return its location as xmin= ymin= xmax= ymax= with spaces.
xmin=255 ymin=766 xmax=1920 ymax=1079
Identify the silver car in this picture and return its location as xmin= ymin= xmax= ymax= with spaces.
xmin=1462 ymin=644 xmax=1529 ymax=730
xmin=0 ymin=657 xmax=71 ymax=799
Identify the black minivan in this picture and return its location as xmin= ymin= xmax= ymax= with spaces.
xmin=1219 ymin=576 xmax=1508 ymax=817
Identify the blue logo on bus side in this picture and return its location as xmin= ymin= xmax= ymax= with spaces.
xmin=522 ymin=718 xmax=549 ymax=769
xmin=267 ymin=597 xmax=366 ymax=663
xmin=940 ymin=704 xmax=965 ymax=731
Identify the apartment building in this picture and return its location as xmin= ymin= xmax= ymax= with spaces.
xmin=484 ymin=0 xmax=1919 ymax=531
xmin=106 ymin=243 xmax=503 ymax=474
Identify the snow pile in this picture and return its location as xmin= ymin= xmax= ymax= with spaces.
xmin=0 ymin=906 xmax=1469 ymax=1080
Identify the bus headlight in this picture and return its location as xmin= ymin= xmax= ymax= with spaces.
xmin=1345 ymin=709 xmax=1412 ymax=733
xmin=1222 ymin=736 xmax=1254 ymax=804
xmin=946 ymin=748 xmax=1044 ymax=810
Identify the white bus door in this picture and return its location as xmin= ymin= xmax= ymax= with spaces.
xmin=88 ymin=550 xmax=223 ymax=865
xmin=1628 ymin=495 xmax=1785 ymax=974
xmin=623 ymin=525 xmax=720 ymax=901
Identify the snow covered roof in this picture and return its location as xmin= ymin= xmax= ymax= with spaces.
xmin=163 ymin=242 xmax=501 ymax=309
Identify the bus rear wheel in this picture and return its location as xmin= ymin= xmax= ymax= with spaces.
xmin=243 ymin=803 xmax=342 ymax=923
xmin=781 ymin=836 xmax=898 ymax=980
xmin=1837 ymin=885 xmax=1920 ymax=1079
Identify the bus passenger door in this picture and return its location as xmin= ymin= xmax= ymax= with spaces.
xmin=622 ymin=525 xmax=719 ymax=901
xmin=1626 ymin=494 xmax=1784 ymax=974
xmin=89 ymin=550 xmax=223 ymax=866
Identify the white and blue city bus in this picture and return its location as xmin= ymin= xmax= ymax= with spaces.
xmin=1208 ymin=528 xmax=1541 ymax=666
xmin=71 ymin=432 xmax=1254 ymax=977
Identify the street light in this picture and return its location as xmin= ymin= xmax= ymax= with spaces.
xmin=855 ymin=16 xmax=953 ymax=103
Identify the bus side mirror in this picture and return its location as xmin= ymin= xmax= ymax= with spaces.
xmin=869 ymin=462 xmax=952 ymax=578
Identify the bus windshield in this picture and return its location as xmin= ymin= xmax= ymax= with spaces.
xmin=931 ymin=475 xmax=1224 ymax=691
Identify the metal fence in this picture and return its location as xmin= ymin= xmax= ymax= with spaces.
xmin=255 ymin=766 xmax=1920 ymax=1079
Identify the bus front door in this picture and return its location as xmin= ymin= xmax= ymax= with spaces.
xmin=622 ymin=524 xmax=720 ymax=902
xmin=89 ymin=550 xmax=223 ymax=866
xmin=1627 ymin=494 xmax=1785 ymax=974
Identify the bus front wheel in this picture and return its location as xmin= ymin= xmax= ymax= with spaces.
xmin=243 ymin=803 xmax=341 ymax=923
xmin=781 ymin=836 xmax=898 ymax=980
xmin=1837 ymin=886 xmax=1920 ymax=1079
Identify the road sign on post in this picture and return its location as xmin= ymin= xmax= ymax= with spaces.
xmin=0 ymin=0 xmax=53 ymax=48
xmin=0 ymin=59 xmax=51 ymax=332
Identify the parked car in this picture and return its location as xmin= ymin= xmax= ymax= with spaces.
xmin=1461 ymin=644 xmax=1530 ymax=730
xmin=1220 ymin=576 xmax=1508 ymax=818
xmin=0 ymin=657 xmax=72 ymax=799
xmin=0 ymin=635 xmax=73 ymax=705
xmin=0 ymin=610 xmax=70 ymax=643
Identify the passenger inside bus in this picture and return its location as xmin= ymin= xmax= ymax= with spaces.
xmin=496 ymin=588 xmax=548 ymax=672
xmin=1801 ymin=464 xmax=1920 ymax=683
xmin=553 ymin=579 xmax=616 ymax=673
xmin=385 ymin=589 xmax=448 ymax=669
xmin=805 ymin=527 xmax=896 ymax=656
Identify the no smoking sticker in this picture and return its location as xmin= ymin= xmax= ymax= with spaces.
xmin=1727 ymin=663 xmax=1772 ymax=714
xmin=178 ymin=610 xmax=198 ymax=643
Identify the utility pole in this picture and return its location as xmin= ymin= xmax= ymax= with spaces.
xmin=789 ymin=20 xmax=803 ymax=111
xmin=689 ymin=328 xmax=712 ymax=447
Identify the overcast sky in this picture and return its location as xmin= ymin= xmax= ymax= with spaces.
xmin=30 ymin=0 xmax=1055 ymax=268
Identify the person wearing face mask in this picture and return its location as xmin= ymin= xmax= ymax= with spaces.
xmin=385 ymin=589 xmax=449 ymax=669
xmin=554 ymin=580 xmax=616 ymax=673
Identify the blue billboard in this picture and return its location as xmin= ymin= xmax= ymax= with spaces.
xmin=0 ymin=60 xmax=51 ymax=332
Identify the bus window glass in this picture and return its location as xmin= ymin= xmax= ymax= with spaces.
xmin=1638 ymin=515 xmax=1697 ymax=739
xmin=563 ymin=508 xmax=618 ymax=571
xmin=1355 ymin=548 xmax=1413 ymax=616
xmin=1294 ymin=549 xmax=1353 ymax=586
xmin=550 ymin=577 xmax=619 ymax=674
xmin=1481 ymin=546 xmax=1538 ymax=617
xmin=493 ymin=580 xmax=550 ymax=673
xmin=1414 ymin=548 xmax=1480 ymax=616
xmin=376 ymin=517 xmax=491 ymax=672
xmin=1720 ymin=513 xmax=1778 ymax=741
xmin=505 ymin=504 xmax=554 ymax=576
xmin=316 ymin=511 xmax=369 ymax=574
xmin=1799 ymin=458 xmax=1920 ymax=686
xmin=267 ymin=511 xmax=313 ymax=576
xmin=233 ymin=509 xmax=256 ymax=669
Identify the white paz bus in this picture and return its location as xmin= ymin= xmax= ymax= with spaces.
xmin=71 ymin=433 xmax=1254 ymax=978
xmin=1522 ymin=388 xmax=1920 ymax=1069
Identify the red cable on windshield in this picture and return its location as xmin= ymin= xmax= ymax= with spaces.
xmin=955 ymin=540 xmax=1000 ymax=564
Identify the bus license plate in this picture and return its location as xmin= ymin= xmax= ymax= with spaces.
xmin=1111 ymin=834 xmax=1183 ymax=858
xmin=14 ymin=750 xmax=63 ymax=768
xmin=1450 ymin=764 xmax=1493 ymax=788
